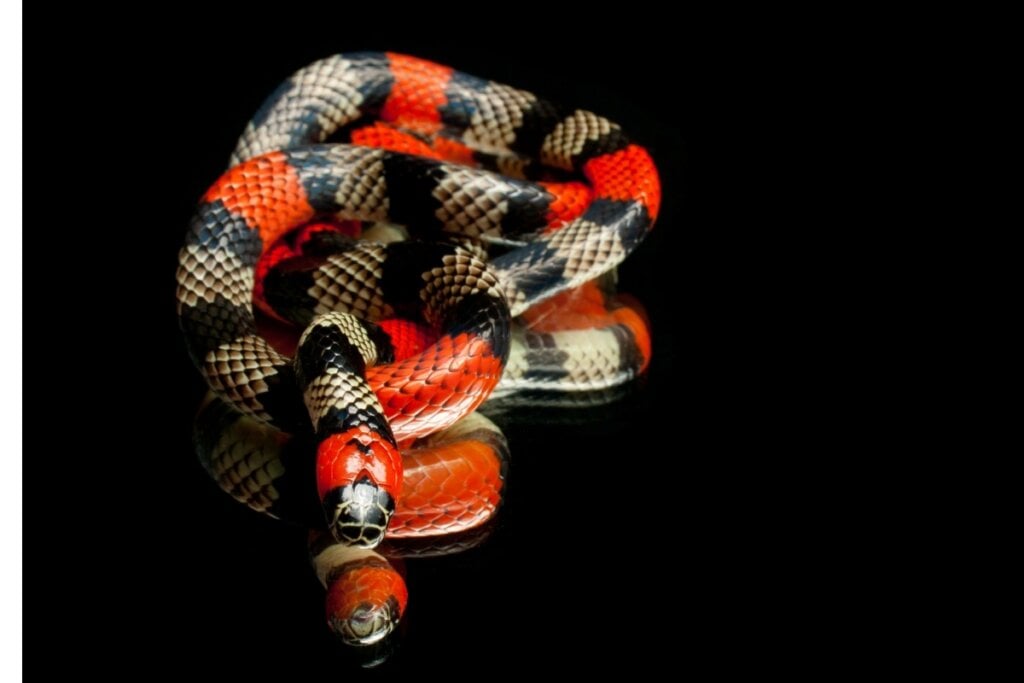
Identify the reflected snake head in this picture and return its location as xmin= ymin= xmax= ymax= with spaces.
xmin=329 ymin=596 xmax=402 ymax=646
xmin=324 ymin=555 xmax=408 ymax=647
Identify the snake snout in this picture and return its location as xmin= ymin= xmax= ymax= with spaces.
xmin=324 ymin=477 xmax=394 ymax=548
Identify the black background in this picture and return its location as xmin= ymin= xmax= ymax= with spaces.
xmin=25 ymin=15 xmax=770 ymax=678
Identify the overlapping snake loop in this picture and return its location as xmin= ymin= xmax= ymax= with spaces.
xmin=179 ymin=52 xmax=659 ymax=645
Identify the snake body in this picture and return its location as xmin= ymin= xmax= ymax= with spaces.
xmin=178 ymin=52 xmax=659 ymax=644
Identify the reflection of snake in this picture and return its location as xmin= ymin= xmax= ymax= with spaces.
xmin=178 ymin=52 xmax=659 ymax=645
xmin=195 ymin=395 xmax=508 ymax=646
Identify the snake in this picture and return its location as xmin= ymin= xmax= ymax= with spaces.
xmin=177 ymin=52 xmax=660 ymax=645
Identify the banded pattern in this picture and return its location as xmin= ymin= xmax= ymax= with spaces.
xmin=183 ymin=52 xmax=660 ymax=647
xmin=179 ymin=52 xmax=658 ymax=549
xmin=179 ymin=51 xmax=657 ymax=428
xmin=225 ymin=51 xmax=659 ymax=314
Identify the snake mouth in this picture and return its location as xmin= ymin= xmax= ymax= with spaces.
xmin=324 ymin=477 xmax=395 ymax=548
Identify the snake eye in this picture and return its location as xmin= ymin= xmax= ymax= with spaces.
xmin=324 ymin=477 xmax=395 ymax=548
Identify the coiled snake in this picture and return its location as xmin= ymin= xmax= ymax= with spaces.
xmin=178 ymin=52 xmax=659 ymax=646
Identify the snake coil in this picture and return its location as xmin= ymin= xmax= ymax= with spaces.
xmin=180 ymin=52 xmax=660 ymax=645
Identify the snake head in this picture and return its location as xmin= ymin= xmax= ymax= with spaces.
xmin=315 ymin=429 xmax=402 ymax=548
xmin=323 ymin=477 xmax=395 ymax=548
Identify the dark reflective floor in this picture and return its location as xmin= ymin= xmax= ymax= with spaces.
xmin=173 ymin=376 xmax=673 ymax=673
